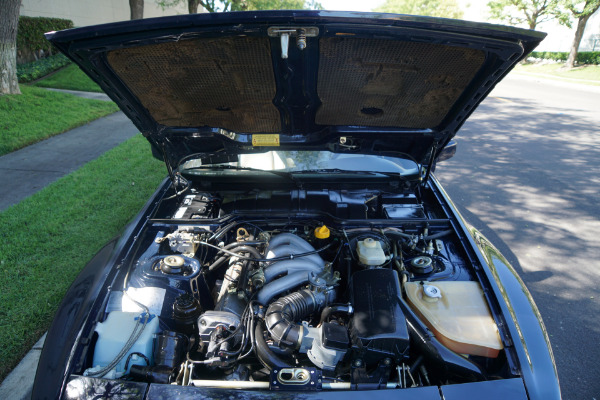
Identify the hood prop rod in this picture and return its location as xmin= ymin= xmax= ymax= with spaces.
xmin=160 ymin=140 xmax=186 ymax=202
xmin=421 ymin=142 xmax=438 ymax=188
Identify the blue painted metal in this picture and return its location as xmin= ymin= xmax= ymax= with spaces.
xmin=442 ymin=378 xmax=527 ymax=399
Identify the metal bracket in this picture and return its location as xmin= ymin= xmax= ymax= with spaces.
xmin=270 ymin=367 xmax=322 ymax=391
xmin=268 ymin=26 xmax=319 ymax=59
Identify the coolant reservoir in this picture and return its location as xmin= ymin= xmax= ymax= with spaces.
xmin=356 ymin=238 xmax=386 ymax=265
xmin=405 ymin=281 xmax=503 ymax=358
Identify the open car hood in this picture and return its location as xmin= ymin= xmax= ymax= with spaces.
xmin=47 ymin=11 xmax=544 ymax=170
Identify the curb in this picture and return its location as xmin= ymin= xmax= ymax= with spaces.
xmin=508 ymin=71 xmax=600 ymax=94
xmin=514 ymin=70 xmax=600 ymax=84
xmin=0 ymin=333 xmax=46 ymax=400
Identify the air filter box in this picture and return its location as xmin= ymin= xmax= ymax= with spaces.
xmin=349 ymin=269 xmax=409 ymax=364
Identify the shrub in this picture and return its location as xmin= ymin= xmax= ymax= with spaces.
xmin=17 ymin=16 xmax=74 ymax=63
xmin=577 ymin=52 xmax=600 ymax=65
xmin=17 ymin=54 xmax=72 ymax=83
xmin=529 ymin=51 xmax=600 ymax=65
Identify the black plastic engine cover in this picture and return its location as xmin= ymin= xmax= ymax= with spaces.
xmin=350 ymin=269 xmax=409 ymax=364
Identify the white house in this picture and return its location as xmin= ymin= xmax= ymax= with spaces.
xmin=20 ymin=0 xmax=190 ymax=27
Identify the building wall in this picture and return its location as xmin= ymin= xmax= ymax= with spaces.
xmin=20 ymin=0 xmax=191 ymax=27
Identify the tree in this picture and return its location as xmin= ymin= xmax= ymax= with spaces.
xmin=130 ymin=0 xmax=144 ymax=19
xmin=245 ymin=0 xmax=307 ymax=10
xmin=1 ymin=0 xmax=21 ymax=95
xmin=374 ymin=0 xmax=464 ymax=19
xmin=157 ymin=0 xmax=320 ymax=13
xmin=487 ymin=0 xmax=568 ymax=29
xmin=562 ymin=0 xmax=600 ymax=68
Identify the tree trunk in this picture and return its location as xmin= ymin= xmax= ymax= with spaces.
xmin=1 ymin=0 xmax=21 ymax=95
xmin=565 ymin=14 xmax=592 ymax=69
xmin=528 ymin=19 xmax=537 ymax=30
xmin=189 ymin=0 xmax=200 ymax=13
xmin=129 ymin=0 xmax=144 ymax=20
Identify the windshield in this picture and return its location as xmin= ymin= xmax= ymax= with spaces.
xmin=180 ymin=151 xmax=420 ymax=176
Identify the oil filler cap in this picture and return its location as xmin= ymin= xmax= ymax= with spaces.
xmin=314 ymin=225 xmax=330 ymax=239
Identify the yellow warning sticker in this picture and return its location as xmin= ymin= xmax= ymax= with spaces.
xmin=252 ymin=134 xmax=280 ymax=147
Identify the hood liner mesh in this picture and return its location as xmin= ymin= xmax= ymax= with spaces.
xmin=316 ymin=37 xmax=485 ymax=128
xmin=108 ymin=35 xmax=484 ymax=133
xmin=108 ymin=36 xmax=281 ymax=133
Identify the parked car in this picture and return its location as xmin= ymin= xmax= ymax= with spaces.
xmin=34 ymin=10 xmax=560 ymax=400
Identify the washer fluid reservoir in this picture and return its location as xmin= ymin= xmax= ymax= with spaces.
xmin=405 ymin=281 xmax=503 ymax=358
xmin=88 ymin=311 xmax=160 ymax=378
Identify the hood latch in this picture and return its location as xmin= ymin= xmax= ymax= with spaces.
xmin=268 ymin=26 xmax=319 ymax=59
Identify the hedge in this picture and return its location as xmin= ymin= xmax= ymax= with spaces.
xmin=17 ymin=16 xmax=74 ymax=61
xmin=17 ymin=54 xmax=71 ymax=83
xmin=529 ymin=51 xmax=600 ymax=65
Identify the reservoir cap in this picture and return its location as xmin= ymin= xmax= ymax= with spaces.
xmin=314 ymin=225 xmax=330 ymax=239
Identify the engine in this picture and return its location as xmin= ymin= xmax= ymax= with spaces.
xmin=83 ymin=214 xmax=503 ymax=391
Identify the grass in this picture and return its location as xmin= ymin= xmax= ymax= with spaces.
xmin=33 ymin=64 xmax=103 ymax=93
xmin=0 ymin=135 xmax=166 ymax=382
xmin=0 ymin=86 xmax=118 ymax=156
xmin=514 ymin=63 xmax=600 ymax=86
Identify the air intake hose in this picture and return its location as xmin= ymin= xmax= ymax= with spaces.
xmin=264 ymin=289 xmax=326 ymax=349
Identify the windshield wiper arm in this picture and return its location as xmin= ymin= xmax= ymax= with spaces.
xmin=292 ymin=168 xmax=397 ymax=177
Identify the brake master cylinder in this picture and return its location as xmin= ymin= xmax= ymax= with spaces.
xmin=356 ymin=238 xmax=386 ymax=266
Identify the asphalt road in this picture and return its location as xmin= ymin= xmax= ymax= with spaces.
xmin=435 ymin=73 xmax=600 ymax=400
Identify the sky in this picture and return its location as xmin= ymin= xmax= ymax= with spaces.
xmin=318 ymin=0 xmax=487 ymax=22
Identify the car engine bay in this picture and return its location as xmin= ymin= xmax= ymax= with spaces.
xmin=80 ymin=186 xmax=511 ymax=391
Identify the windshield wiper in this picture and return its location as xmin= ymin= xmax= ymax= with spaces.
xmin=292 ymin=168 xmax=399 ymax=177
xmin=181 ymin=165 xmax=302 ymax=187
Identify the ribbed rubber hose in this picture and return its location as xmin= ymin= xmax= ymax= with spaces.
xmin=264 ymin=289 xmax=322 ymax=349
xmin=254 ymin=320 xmax=289 ymax=370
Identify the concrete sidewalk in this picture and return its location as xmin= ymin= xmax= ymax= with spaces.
xmin=0 ymin=335 xmax=46 ymax=400
xmin=44 ymin=87 xmax=112 ymax=101
xmin=0 ymin=111 xmax=139 ymax=211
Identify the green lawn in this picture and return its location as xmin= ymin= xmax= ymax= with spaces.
xmin=514 ymin=63 xmax=600 ymax=85
xmin=0 ymin=135 xmax=166 ymax=382
xmin=0 ymin=86 xmax=118 ymax=156
xmin=33 ymin=64 xmax=103 ymax=93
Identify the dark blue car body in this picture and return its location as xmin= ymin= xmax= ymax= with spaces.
xmin=34 ymin=10 xmax=559 ymax=400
